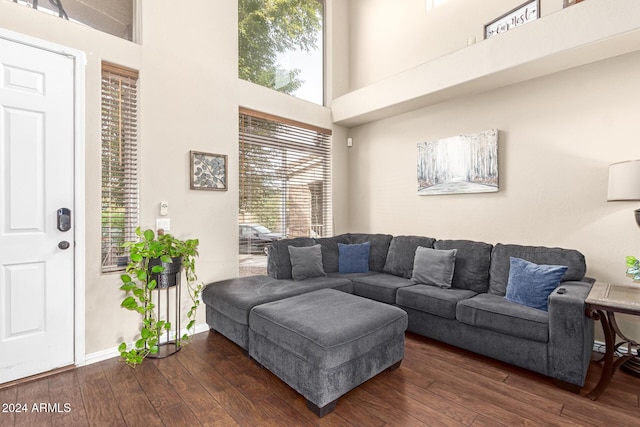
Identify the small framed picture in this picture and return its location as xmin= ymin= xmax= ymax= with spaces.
xmin=190 ymin=150 xmax=228 ymax=191
xmin=485 ymin=0 xmax=539 ymax=39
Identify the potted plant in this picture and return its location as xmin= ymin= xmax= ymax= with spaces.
xmin=118 ymin=227 xmax=203 ymax=366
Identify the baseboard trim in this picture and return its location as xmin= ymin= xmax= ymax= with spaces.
xmin=82 ymin=323 xmax=211 ymax=366
xmin=592 ymin=340 xmax=638 ymax=356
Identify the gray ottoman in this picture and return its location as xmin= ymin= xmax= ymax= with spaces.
xmin=202 ymin=275 xmax=353 ymax=350
xmin=248 ymin=288 xmax=408 ymax=417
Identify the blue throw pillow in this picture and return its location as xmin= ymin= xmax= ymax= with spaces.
xmin=505 ymin=257 xmax=568 ymax=311
xmin=338 ymin=242 xmax=370 ymax=273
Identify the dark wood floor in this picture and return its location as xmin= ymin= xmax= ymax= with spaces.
xmin=1 ymin=331 xmax=639 ymax=426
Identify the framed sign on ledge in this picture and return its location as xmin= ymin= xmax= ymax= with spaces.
xmin=485 ymin=0 xmax=539 ymax=39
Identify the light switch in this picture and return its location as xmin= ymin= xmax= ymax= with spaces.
xmin=160 ymin=201 xmax=169 ymax=216
xmin=156 ymin=218 xmax=170 ymax=232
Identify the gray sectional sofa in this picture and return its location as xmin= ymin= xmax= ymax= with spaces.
xmin=203 ymin=232 xmax=594 ymax=389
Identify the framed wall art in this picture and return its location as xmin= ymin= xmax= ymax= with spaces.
xmin=417 ymin=129 xmax=499 ymax=196
xmin=190 ymin=150 xmax=228 ymax=191
xmin=485 ymin=0 xmax=539 ymax=39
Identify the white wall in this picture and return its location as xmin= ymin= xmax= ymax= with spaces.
xmin=0 ymin=0 xmax=350 ymax=357
xmin=346 ymin=0 xmax=640 ymax=339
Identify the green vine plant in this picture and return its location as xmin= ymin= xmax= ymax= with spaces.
xmin=118 ymin=227 xmax=203 ymax=366
xmin=626 ymin=256 xmax=640 ymax=281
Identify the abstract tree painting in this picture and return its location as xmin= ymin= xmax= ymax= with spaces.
xmin=418 ymin=129 xmax=498 ymax=195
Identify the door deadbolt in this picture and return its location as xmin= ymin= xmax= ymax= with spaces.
xmin=57 ymin=208 xmax=71 ymax=232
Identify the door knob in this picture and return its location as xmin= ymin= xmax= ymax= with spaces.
xmin=58 ymin=241 xmax=70 ymax=250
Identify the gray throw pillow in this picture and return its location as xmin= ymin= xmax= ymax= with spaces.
xmin=288 ymin=244 xmax=326 ymax=281
xmin=411 ymin=247 xmax=457 ymax=288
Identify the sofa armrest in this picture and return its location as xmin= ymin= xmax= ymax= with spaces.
xmin=547 ymin=280 xmax=595 ymax=387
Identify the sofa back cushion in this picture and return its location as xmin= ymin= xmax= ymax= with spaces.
xmin=434 ymin=240 xmax=493 ymax=293
xmin=383 ymin=235 xmax=436 ymax=278
xmin=488 ymin=243 xmax=586 ymax=296
xmin=267 ymin=237 xmax=315 ymax=279
xmin=314 ymin=234 xmax=351 ymax=273
xmin=347 ymin=233 xmax=393 ymax=272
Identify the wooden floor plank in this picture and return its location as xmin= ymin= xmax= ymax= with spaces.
xmin=339 ymin=385 xmax=429 ymax=427
xmin=166 ymin=372 xmax=239 ymax=426
xmin=428 ymin=379 xmax=556 ymax=427
xmin=360 ymin=371 xmax=467 ymax=426
xmin=14 ymin=378 xmax=52 ymax=427
xmin=47 ymin=369 xmax=79 ymax=391
xmin=402 ymin=346 xmax=568 ymax=420
xmin=384 ymin=368 xmax=478 ymax=425
xmin=405 ymin=333 xmax=511 ymax=383
xmin=79 ymin=375 xmax=126 ymax=426
xmin=156 ymin=401 xmax=202 ymax=427
xmin=0 ymin=386 xmax=18 ymax=426
xmin=132 ymin=360 xmax=183 ymax=413
xmin=2 ymin=331 xmax=640 ymax=426
xmin=49 ymin=383 xmax=87 ymax=427
xmin=101 ymin=358 xmax=164 ymax=427
xmin=213 ymin=356 xmax=275 ymax=402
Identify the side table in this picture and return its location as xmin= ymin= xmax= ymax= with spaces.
xmin=585 ymin=281 xmax=640 ymax=400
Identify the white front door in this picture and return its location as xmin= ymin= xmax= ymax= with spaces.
xmin=0 ymin=36 xmax=76 ymax=384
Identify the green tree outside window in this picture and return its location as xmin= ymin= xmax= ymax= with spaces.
xmin=238 ymin=0 xmax=323 ymax=102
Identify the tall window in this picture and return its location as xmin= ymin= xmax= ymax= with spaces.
xmin=239 ymin=109 xmax=332 ymax=245
xmin=101 ymin=62 xmax=139 ymax=273
xmin=238 ymin=0 xmax=324 ymax=105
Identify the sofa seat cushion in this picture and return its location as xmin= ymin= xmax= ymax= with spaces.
xmin=456 ymin=293 xmax=549 ymax=343
xmin=202 ymin=275 xmax=353 ymax=326
xmin=396 ymin=285 xmax=477 ymax=319
xmin=349 ymin=273 xmax=412 ymax=303
xmin=249 ymin=289 xmax=408 ymax=369
xmin=327 ymin=271 xmax=378 ymax=280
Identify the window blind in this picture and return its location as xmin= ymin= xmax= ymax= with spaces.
xmin=239 ymin=108 xmax=332 ymax=240
xmin=101 ymin=62 xmax=139 ymax=272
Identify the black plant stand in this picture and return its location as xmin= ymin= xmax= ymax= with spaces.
xmin=147 ymin=259 xmax=182 ymax=358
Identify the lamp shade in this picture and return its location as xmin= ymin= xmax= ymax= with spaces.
xmin=607 ymin=160 xmax=640 ymax=201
